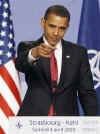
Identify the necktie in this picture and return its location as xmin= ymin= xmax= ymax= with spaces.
xmin=48 ymin=50 xmax=58 ymax=116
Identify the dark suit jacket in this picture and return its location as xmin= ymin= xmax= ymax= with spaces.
xmin=15 ymin=37 xmax=98 ymax=116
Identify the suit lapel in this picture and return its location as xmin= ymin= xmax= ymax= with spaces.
xmin=39 ymin=57 xmax=51 ymax=87
xmin=57 ymin=40 xmax=73 ymax=93
xmin=36 ymin=37 xmax=51 ymax=88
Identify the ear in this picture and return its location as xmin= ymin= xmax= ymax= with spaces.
xmin=64 ymin=23 xmax=70 ymax=35
xmin=65 ymin=23 xmax=70 ymax=31
xmin=41 ymin=18 xmax=46 ymax=29
xmin=67 ymin=23 xmax=70 ymax=28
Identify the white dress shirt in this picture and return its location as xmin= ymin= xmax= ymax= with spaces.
xmin=28 ymin=36 xmax=62 ymax=83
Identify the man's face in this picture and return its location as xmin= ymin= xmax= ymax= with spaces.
xmin=41 ymin=13 xmax=69 ymax=46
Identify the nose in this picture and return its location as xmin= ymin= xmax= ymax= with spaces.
xmin=53 ymin=27 xmax=59 ymax=36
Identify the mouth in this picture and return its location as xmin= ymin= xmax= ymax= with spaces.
xmin=46 ymin=36 xmax=60 ymax=45
xmin=50 ymin=37 xmax=59 ymax=42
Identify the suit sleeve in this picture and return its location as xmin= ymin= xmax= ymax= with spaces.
xmin=78 ymin=47 xmax=98 ymax=115
xmin=15 ymin=42 xmax=39 ymax=73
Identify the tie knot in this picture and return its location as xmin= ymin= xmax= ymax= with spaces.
xmin=51 ymin=50 xmax=55 ymax=56
xmin=51 ymin=51 xmax=56 ymax=62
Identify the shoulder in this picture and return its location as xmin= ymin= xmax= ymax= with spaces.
xmin=17 ymin=37 xmax=43 ymax=50
xmin=62 ymin=39 xmax=87 ymax=52
xmin=62 ymin=40 xmax=89 ymax=61
xmin=19 ymin=37 xmax=43 ymax=46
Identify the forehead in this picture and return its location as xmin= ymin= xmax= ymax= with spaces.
xmin=46 ymin=13 xmax=69 ymax=25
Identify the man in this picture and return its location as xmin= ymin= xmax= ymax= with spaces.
xmin=15 ymin=5 xmax=98 ymax=116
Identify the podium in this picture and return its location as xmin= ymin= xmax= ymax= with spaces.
xmin=9 ymin=116 xmax=100 ymax=134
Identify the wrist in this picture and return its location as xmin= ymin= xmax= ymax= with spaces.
xmin=31 ymin=47 xmax=39 ymax=58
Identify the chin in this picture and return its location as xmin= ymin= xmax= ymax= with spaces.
xmin=50 ymin=43 xmax=57 ymax=46
xmin=50 ymin=41 xmax=59 ymax=46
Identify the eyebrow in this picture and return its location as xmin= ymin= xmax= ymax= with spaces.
xmin=48 ymin=24 xmax=56 ymax=27
xmin=48 ymin=24 xmax=66 ymax=29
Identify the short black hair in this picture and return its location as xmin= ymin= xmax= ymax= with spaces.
xmin=44 ymin=5 xmax=70 ymax=23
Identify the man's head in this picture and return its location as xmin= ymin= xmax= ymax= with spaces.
xmin=44 ymin=5 xmax=70 ymax=23
xmin=41 ymin=5 xmax=70 ymax=46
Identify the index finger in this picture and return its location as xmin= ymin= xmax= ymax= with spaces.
xmin=40 ymin=43 xmax=56 ymax=50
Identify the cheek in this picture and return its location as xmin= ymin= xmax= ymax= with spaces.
xmin=59 ymin=32 xmax=66 ymax=38
xmin=46 ymin=28 xmax=52 ymax=36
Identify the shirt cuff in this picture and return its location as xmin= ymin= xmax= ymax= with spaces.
xmin=28 ymin=48 xmax=38 ymax=63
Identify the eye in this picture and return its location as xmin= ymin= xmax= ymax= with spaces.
xmin=48 ymin=24 xmax=56 ymax=28
xmin=60 ymin=27 xmax=66 ymax=30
